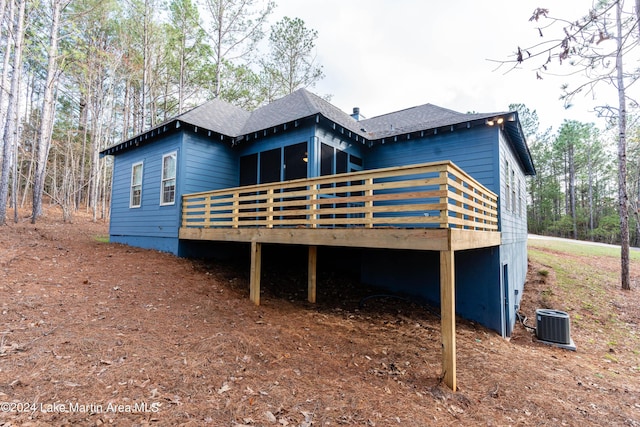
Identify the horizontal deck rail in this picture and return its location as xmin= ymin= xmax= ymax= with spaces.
xmin=181 ymin=161 xmax=498 ymax=231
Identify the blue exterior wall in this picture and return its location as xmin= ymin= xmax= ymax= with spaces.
xmin=361 ymin=247 xmax=501 ymax=332
xmin=497 ymin=131 xmax=529 ymax=336
xmin=314 ymin=126 xmax=366 ymax=174
xmin=110 ymin=133 xmax=184 ymax=254
xmin=182 ymin=132 xmax=238 ymax=194
xmin=231 ymin=124 xmax=365 ymax=180
xmin=357 ymin=126 xmax=510 ymax=334
xmin=236 ymin=126 xmax=316 ymax=178
xmin=107 ymin=119 xmax=530 ymax=336
xmin=110 ymin=130 xmax=237 ymax=255
xmin=365 ymin=126 xmax=499 ymax=193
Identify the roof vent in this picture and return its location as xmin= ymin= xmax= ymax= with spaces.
xmin=535 ymin=309 xmax=576 ymax=350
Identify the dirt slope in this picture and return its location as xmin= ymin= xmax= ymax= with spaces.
xmin=0 ymin=209 xmax=638 ymax=426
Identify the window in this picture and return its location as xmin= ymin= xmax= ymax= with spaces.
xmin=349 ymin=154 xmax=363 ymax=168
xmin=130 ymin=162 xmax=143 ymax=208
xmin=511 ymin=169 xmax=517 ymax=213
xmin=161 ymin=152 xmax=177 ymax=205
xmin=284 ymin=142 xmax=307 ymax=180
xmin=240 ymin=153 xmax=258 ymax=186
xmin=336 ymin=149 xmax=348 ymax=174
xmin=321 ymin=143 xmax=334 ymax=176
xmin=518 ymin=179 xmax=523 ymax=217
xmin=504 ymin=159 xmax=510 ymax=211
xmin=259 ymin=148 xmax=281 ymax=183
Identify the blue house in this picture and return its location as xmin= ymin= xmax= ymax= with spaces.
xmin=101 ymin=89 xmax=535 ymax=390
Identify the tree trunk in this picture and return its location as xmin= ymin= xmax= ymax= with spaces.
xmin=588 ymin=144 xmax=594 ymax=240
xmin=615 ymin=0 xmax=631 ymax=290
xmin=0 ymin=0 xmax=14 ymax=160
xmin=122 ymin=82 xmax=128 ymax=139
xmin=11 ymin=124 xmax=18 ymax=222
xmin=0 ymin=0 xmax=26 ymax=225
xmin=141 ymin=0 xmax=150 ymax=131
xmin=32 ymin=0 xmax=63 ymax=223
xmin=214 ymin=0 xmax=222 ymax=97
xmin=568 ymin=140 xmax=577 ymax=239
xmin=20 ymin=144 xmax=33 ymax=208
xmin=76 ymin=93 xmax=88 ymax=209
xmin=178 ymin=23 xmax=186 ymax=113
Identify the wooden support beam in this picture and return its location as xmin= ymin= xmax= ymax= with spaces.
xmin=180 ymin=227 xmax=452 ymax=251
xmin=440 ymin=249 xmax=457 ymax=391
xmin=250 ymin=241 xmax=262 ymax=305
xmin=308 ymin=246 xmax=317 ymax=303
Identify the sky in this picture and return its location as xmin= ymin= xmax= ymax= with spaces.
xmin=268 ymin=0 xmax=631 ymax=133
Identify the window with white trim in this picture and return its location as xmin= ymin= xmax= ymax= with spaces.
xmin=161 ymin=151 xmax=177 ymax=205
xmin=130 ymin=162 xmax=143 ymax=208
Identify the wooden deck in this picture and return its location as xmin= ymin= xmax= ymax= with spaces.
xmin=179 ymin=160 xmax=501 ymax=390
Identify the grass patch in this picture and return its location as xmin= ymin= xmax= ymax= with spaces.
xmin=527 ymin=236 xmax=640 ymax=362
xmin=94 ymin=235 xmax=109 ymax=243
xmin=528 ymin=238 xmax=640 ymax=261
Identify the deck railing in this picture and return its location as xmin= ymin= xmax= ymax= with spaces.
xmin=181 ymin=161 xmax=498 ymax=231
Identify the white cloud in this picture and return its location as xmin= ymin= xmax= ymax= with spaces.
xmin=270 ymin=0 xmax=627 ymax=132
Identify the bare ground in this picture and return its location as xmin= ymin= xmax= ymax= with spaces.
xmin=0 ymin=208 xmax=639 ymax=426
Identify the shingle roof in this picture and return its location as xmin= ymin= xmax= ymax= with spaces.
xmin=165 ymin=89 xmax=362 ymax=138
xmin=361 ymin=104 xmax=505 ymax=139
xmin=177 ymin=98 xmax=251 ymax=136
xmin=100 ymin=88 xmax=534 ymax=175
xmin=240 ymin=89 xmax=363 ymax=136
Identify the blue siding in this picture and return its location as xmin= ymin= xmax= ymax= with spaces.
xmin=110 ymin=133 xmax=183 ymax=242
xmin=110 ymin=131 xmax=239 ymax=255
xmin=315 ymin=126 xmax=366 ymax=175
xmin=497 ymin=131 xmax=529 ymax=336
xmin=182 ymin=132 xmax=238 ymax=193
xmin=359 ymin=125 xmax=529 ymax=336
xmin=360 ymin=247 xmax=502 ymax=333
xmin=366 ymin=126 xmax=499 ymax=193
xmin=234 ymin=125 xmax=365 ymax=179
xmin=111 ymin=235 xmax=180 ymax=254
xmin=237 ymin=127 xmax=316 ymax=179
xmin=107 ymin=116 xmax=531 ymax=337
xmin=238 ymin=127 xmax=315 ymax=156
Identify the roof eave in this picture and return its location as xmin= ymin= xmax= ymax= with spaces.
xmin=100 ymin=120 xmax=234 ymax=157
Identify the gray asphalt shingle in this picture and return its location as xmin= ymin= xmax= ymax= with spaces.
xmin=125 ymin=88 xmax=509 ymax=141
xmin=104 ymin=88 xmax=530 ymax=173
xmin=177 ymin=98 xmax=250 ymax=136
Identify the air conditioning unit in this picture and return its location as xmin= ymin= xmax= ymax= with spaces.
xmin=535 ymin=309 xmax=576 ymax=351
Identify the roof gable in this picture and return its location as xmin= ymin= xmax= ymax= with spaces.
xmin=178 ymin=98 xmax=250 ymax=136
xmin=100 ymin=88 xmax=535 ymax=175
xmin=240 ymin=89 xmax=362 ymax=137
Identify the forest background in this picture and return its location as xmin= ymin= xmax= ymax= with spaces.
xmin=0 ymin=0 xmax=638 ymax=248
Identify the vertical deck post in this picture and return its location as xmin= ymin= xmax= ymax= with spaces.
xmin=308 ymin=246 xmax=317 ymax=303
xmin=309 ymin=184 xmax=318 ymax=228
xmin=232 ymin=192 xmax=240 ymax=229
xmin=365 ymin=177 xmax=374 ymax=228
xmin=267 ymin=188 xmax=274 ymax=228
xmin=455 ymin=176 xmax=465 ymax=227
xmin=439 ymin=169 xmax=449 ymax=228
xmin=440 ymin=248 xmax=457 ymax=391
xmin=250 ymin=241 xmax=262 ymax=305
